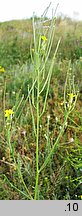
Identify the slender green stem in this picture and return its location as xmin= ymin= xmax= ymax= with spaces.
xmin=34 ymin=69 xmax=39 ymax=200
xmin=4 ymin=175 xmax=32 ymax=200
xmin=17 ymin=153 xmax=33 ymax=199
xmin=19 ymin=171 xmax=33 ymax=200
xmin=28 ymin=85 xmax=36 ymax=137
xmin=7 ymin=127 xmax=11 ymax=151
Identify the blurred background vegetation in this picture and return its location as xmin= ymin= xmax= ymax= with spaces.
xmin=0 ymin=16 xmax=82 ymax=68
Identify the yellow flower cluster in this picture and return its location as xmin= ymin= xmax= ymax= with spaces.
xmin=0 ymin=66 xmax=5 ymax=73
xmin=5 ymin=109 xmax=14 ymax=120
xmin=41 ymin=35 xmax=47 ymax=41
xmin=68 ymin=93 xmax=76 ymax=104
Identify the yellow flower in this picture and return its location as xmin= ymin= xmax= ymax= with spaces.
xmin=41 ymin=35 xmax=47 ymax=41
xmin=68 ymin=93 xmax=76 ymax=98
xmin=0 ymin=66 xmax=5 ymax=73
xmin=80 ymin=195 xmax=82 ymax=199
xmin=5 ymin=109 xmax=14 ymax=120
xmin=68 ymin=93 xmax=76 ymax=104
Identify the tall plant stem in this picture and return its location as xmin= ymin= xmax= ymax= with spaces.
xmin=34 ymin=69 xmax=39 ymax=200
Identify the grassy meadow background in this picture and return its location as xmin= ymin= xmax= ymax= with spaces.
xmin=0 ymin=14 xmax=82 ymax=200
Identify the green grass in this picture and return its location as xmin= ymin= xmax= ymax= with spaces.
xmin=0 ymin=7 xmax=82 ymax=200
